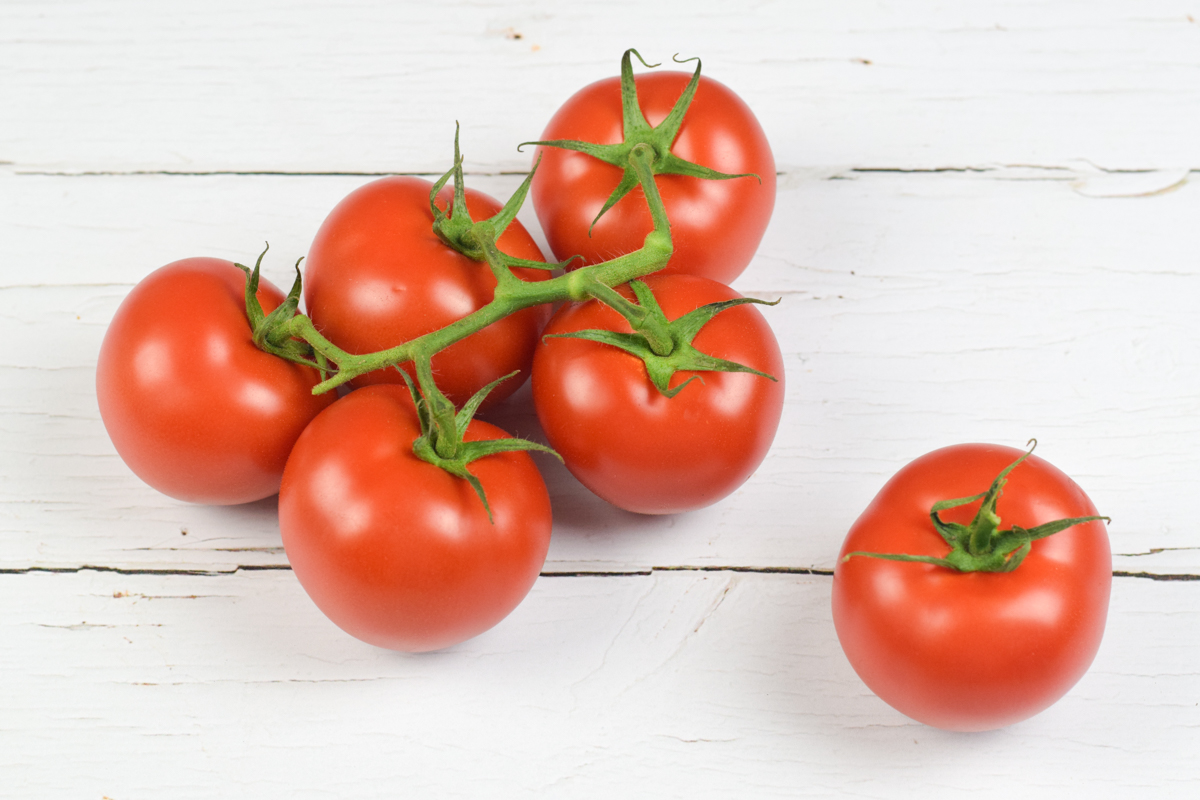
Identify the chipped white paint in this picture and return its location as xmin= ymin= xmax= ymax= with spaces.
xmin=2 ymin=1 xmax=1200 ymax=797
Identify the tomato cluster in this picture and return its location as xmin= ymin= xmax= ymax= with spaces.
xmin=95 ymin=50 xmax=1111 ymax=733
xmin=96 ymin=51 xmax=784 ymax=654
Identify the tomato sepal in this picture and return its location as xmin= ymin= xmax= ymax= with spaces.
xmin=233 ymin=245 xmax=329 ymax=374
xmin=429 ymin=126 xmax=576 ymax=274
xmin=236 ymin=243 xmax=270 ymax=332
xmin=546 ymin=278 xmax=779 ymax=398
xmin=520 ymin=49 xmax=760 ymax=234
xmin=398 ymin=367 xmax=560 ymax=524
xmin=843 ymin=441 xmax=1111 ymax=573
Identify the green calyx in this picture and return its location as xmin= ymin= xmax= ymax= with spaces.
xmin=520 ymin=48 xmax=760 ymax=235
xmin=546 ymin=279 xmax=779 ymax=399
xmin=235 ymin=244 xmax=331 ymax=376
xmin=398 ymin=367 xmax=560 ymax=524
xmin=843 ymin=440 xmax=1110 ymax=573
xmin=430 ymin=124 xmax=576 ymax=273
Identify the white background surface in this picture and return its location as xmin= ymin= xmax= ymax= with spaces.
xmin=3 ymin=1 xmax=1199 ymax=797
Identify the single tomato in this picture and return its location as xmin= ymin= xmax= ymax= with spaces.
xmin=531 ymin=65 xmax=775 ymax=285
xmin=96 ymin=257 xmax=334 ymax=504
xmin=531 ymin=274 xmax=784 ymax=514
xmin=278 ymin=384 xmax=552 ymax=652
xmin=303 ymin=176 xmax=551 ymax=409
xmin=831 ymin=443 xmax=1111 ymax=731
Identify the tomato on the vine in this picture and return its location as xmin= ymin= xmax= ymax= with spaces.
xmin=303 ymin=176 xmax=551 ymax=409
xmin=278 ymin=384 xmax=552 ymax=652
xmin=530 ymin=62 xmax=775 ymax=285
xmin=531 ymin=274 xmax=784 ymax=515
xmin=831 ymin=443 xmax=1111 ymax=731
xmin=96 ymin=257 xmax=334 ymax=505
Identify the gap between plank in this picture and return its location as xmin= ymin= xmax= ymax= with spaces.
xmin=0 ymin=565 xmax=1195 ymax=581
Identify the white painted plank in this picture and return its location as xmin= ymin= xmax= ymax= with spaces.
xmin=1 ymin=568 xmax=1196 ymax=798
xmin=2 ymin=170 xmax=1198 ymax=573
xmin=3 ymin=2 xmax=1200 ymax=793
xmin=3 ymin=1 xmax=1200 ymax=173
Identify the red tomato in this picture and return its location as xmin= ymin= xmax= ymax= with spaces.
xmin=531 ymin=274 xmax=784 ymax=514
xmin=531 ymin=69 xmax=775 ymax=285
xmin=96 ymin=257 xmax=334 ymax=505
xmin=278 ymin=384 xmax=552 ymax=652
xmin=831 ymin=444 xmax=1112 ymax=731
xmin=303 ymin=176 xmax=551 ymax=409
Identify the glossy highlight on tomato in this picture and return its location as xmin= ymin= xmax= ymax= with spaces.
xmin=832 ymin=443 xmax=1111 ymax=731
xmin=278 ymin=384 xmax=552 ymax=652
xmin=96 ymin=257 xmax=335 ymax=504
xmin=531 ymin=274 xmax=785 ymax=515
xmin=531 ymin=70 xmax=775 ymax=285
xmin=303 ymin=176 xmax=551 ymax=409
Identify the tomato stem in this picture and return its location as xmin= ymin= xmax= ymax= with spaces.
xmin=232 ymin=104 xmax=767 ymax=519
xmin=578 ymin=278 xmax=674 ymax=356
xmin=270 ymin=141 xmax=674 ymax=395
xmin=413 ymin=358 xmax=458 ymax=460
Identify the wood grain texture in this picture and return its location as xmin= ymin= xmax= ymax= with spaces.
xmin=3 ymin=1 xmax=1200 ymax=796
xmin=2 ymin=569 xmax=1197 ymax=798
xmin=3 ymin=171 xmax=1197 ymax=573
xmin=3 ymin=1 xmax=1200 ymax=172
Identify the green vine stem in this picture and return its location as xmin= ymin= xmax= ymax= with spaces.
xmin=237 ymin=137 xmax=674 ymax=486
xmin=273 ymin=141 xmax=673 ymax=396
xmin=235 ymin=104 xmax=775 ymax=517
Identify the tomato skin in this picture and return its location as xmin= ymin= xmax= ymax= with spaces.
xmin=278 ymin=385 xmax=552 ymax=652
xmin=303 ymin=176 xmax=551 ymax=409
xmin=95 ymin=258 xmax=335 ymax=505
xmin=531 ymin=70 xmax=775 ymax=286
xmin=531 ymin=274 xmax=784 ymax=515
xmin=831 ymin=444 xmax=1112 ymax=732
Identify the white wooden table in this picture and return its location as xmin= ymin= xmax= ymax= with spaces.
xmin=4 ymin=2 xmax=1199 ymax=796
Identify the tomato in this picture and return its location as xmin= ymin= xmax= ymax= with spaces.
xmin=95 ymin=257 xmax=335 ymax=505
xmin=531 ymin=274 xmax=784 ymax=515
xmin=831 ymin=444 xmax=1112 ymax=731
xmin=278 ymin=384 xmax=552 ymax=652
xmin=303 ymin=176 xmax=551 ymax=409
xmin=530 ymin=68 xmax=775 ymax=285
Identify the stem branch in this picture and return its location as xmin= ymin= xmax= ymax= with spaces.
xmin=299 ymin=143 xmax=674 ymax=395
